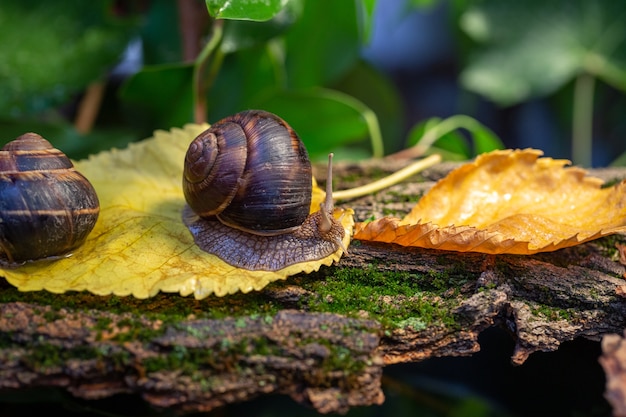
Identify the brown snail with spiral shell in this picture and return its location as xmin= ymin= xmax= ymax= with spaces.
xmin=0 ymin=133 xmax=100 ymax=265
xmin=182 ymin=110 xmax=346 ymax=271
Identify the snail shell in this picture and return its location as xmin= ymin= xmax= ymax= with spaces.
xmin=182 ymin=110 xmax=346 ymax=271
xmin=0 ymin=133 xmax=100 ymax=265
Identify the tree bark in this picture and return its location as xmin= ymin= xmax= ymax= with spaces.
xmin=0 ymin=159 xmax=625 ymax=414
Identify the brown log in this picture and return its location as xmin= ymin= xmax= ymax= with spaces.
xmin=0 ymin=159 xmax=624 ymax=414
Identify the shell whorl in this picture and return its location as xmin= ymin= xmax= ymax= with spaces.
xmin=0 ymin=132 xmax=100 ymax=264
xmin=183 ymin=121 xmax=248 ymax=217
xmin=183 ymin=151 xmax=347 ymax=272
xmin=183 ymin=110 xmax=313 ymax=235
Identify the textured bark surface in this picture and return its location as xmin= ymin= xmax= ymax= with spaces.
xmin=0 ymin=303 xmax=383 ymax=414
xmin=0 ymin=159 xmax=625 ymax=414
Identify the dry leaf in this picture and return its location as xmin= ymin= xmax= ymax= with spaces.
xmin=355 ymin=149 xmax=626 ymax=254
xmin=0 ymin=125 xmax=353 ymax=299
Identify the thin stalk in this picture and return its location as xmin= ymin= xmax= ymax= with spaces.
xmin=333 ymin=154 xmax=441 ymax=201
xmin=387 ymin=115 xmax=488 ymax=160
xmin=572 ymin=72 xmax=595 ymax=167
xmin=310 ymin=88 xmax=385 ymax=158
xmin=192 ymin=20 xmax=224 ymax=124
xmin=363 ymin=108 xmax=385 ymax=158
xmin=267 ymin=38 xmax=287 ymax=89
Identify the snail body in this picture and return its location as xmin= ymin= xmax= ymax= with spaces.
xmin=0 ymin=133 xmax=100 ymax=264
xmin=182 ymin=110 xmax=346 ymax=271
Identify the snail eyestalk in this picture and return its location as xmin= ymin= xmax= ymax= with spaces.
xmin=317 ymin=153 xmax=348 ymax=254
xmin=324 ymin=153 xmax=334 ymax=211
xmin=319 ymin=153 xmax=335 ymax=234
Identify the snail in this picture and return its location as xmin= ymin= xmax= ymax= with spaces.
xmin=0 ymin=132 xmax=100 ymax=265
xmin=182 ymin=110 xmax=346 ymax=271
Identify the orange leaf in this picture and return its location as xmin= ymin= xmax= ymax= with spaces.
xmin=354 ymin=149 xmax=626 ymax=254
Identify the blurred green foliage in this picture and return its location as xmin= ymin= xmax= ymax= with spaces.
xmin=122 ymin=0 xmax=398 ymax=161
xmin=3 ymin=0 xmax=624 ymax=166
xmin=0 ymin=0 xmax=501 ymax=162
xmin=455 ymin=0 xmax=626 ymax=166
xmin=457 ymin=0 xmax=626 ymax=105
xmin=0 ymin=0 xmax=139 ymax=157
xmin=407 ymin=115 xmax=503 ymax=161
xmin=0 ymin=0 xmax=134 ymax=117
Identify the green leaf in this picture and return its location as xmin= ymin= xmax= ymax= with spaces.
xmin=406 ymin=116 xmax=504 ymax=160
xmin=206 ymin=0 xmax=288 ymax=21
xmin=409 ymin=0 xmax=440 ymax=7
xmin=471 ymin=123 xmax=504 ymax=155
xmin=407 ymin=118 xmax=471 ymax=160
xmin=119 ymin=64 xmax=194 ymax=130
xmin=459 ymin=0 xmax=626 ymax=106
xmin=251 ymin=88 xmax=379 ymax=159
xmin=139 ymin=0 xmax=184 ymax=64
xmin=220 ymin=0 xmax=303 ymax=53
xmin=357 ymin=0 xmax=378 ymax=42
xmin=0 ymin=0 xmax=137 ymax=117
xmin=610 ymin=151 xmax=626 ymax=167
xmin=284 ymin=0 xmax=361 ymax=88
xmin=333 ymin=61 xmax=404 ymax=154
xmin=207 ymin=46 xmax=282 ymax=120
xmin=0 ymin=120 xmax=137 ymax=161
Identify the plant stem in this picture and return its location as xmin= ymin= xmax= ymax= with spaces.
xmin=572 ymin=72 xmax=595 ymax=167
xmin=363 ymin=108 xmax=385 ymax=158
xmin=193 ymin=20 xmax=224 ymax=124
xmin=314 ymin=88 xmax=385 ymax=158
xmin=74 ymin=81 xmax=105 ymax=134
xmin=386 ymin=115 xmax=486 ymax=160
xmin=333 ymin=154 xmax=441 ymax=201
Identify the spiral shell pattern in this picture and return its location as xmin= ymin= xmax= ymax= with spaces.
xmin=0 ymin=133 xmax=100 ymax=264
xmin=183 ymin=110 xmax=312 ymax=235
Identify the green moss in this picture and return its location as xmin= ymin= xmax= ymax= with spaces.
xmin=530 ymin=304 xmax=574 ymax=321
xmin=601 ymin=178 xmax=622 ymax=188
xmin=0 ymin=261 xmax=466 ymax=381
xmin=337 ymin=172 xmax=363 ymax=184
xmin=0 ymin=282 xmax=281 ymax=327
xmin=382 ymin=207 xmax=402 ymax=216
xmin=361 ymin=215 xmax=377 ymax=223
xmin=41 ymin=309 xmax=63 ymax=323
xmin=395 ymin=317 xmax=427 ymax=331
xmin=21 ymin=342 xmax=130 ymax=371
xmin=298 ymin=267 xmax=459 ymax=329
xmin=141 ymin=335 xmax=277 ymax=378
xmin=591 ymin=234 xmax=626 ymax=262
xmin=292 ymin=337 xmax=371 ymax=381
xmin=0 ymin=261 xmax=460 ymax=334
xmin=384 ymin=190 xmax=423 ymax=203
xmin=0 ymin=252 xmax=470 ymax=357
xmin=94 ymin=316 xmax=113 ymax=331
xmin=323 ymin=344 xmax=365 ymax=374
xmin=108 ymin=318 xmax=165 ymax=343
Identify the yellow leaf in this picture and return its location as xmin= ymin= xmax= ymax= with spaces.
xmin=354 ymin=149 xmax=626 ymax=254
xmin=0 ymin=125 xmax=353 ymax=298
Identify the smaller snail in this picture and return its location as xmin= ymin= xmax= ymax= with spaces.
xmin=182 ymin=110 xmax=346 ymax=271
xmin=0 ymin=133 xmax=100 ymax=265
